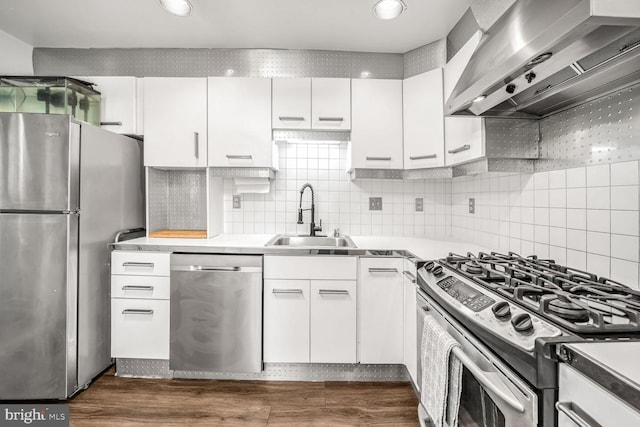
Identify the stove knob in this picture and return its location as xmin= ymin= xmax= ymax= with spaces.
xmin=424 ymin=261 xmax=435 ymax=271
xmin=491 ymin=302 xmax=511 ymax=320
xmin=432 ymin=265 xmax=444 ymax=277
xmin=511 ymin=313 xmax=534 ymax=334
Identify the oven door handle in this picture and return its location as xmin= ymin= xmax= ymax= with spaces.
xmin=451 ymin=347 xmax=526 ymax=413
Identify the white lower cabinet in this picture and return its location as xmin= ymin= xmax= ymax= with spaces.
xmin=263 ymin=279 xmax=311 ymax=363
xmin=310 ymin=281 xmax=357 ymax=363
xmin=359 ymin=257 xmax=404 ymax=364
xmin=110 ymin=250 xmax=171 ymax=360
xmin=111 ymin=298 xmax=170 ymax=359
xmin=263 ymin=256 xmax=357 ymax=364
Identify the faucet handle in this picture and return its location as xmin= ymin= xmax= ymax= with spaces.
xmin=314 ymin=219 xmax=323 ymax=232
xmin=334 ymin=228 xmax=340 ymax=237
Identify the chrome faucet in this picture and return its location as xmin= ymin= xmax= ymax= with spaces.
xmin=297 ymin=183 xmax=322 ymax=236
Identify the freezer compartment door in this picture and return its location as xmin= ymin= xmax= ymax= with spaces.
xmin=0 ymin=213 xmax=78 ymax=399
xmin=0 ymin=113 xmax=79 ymax=211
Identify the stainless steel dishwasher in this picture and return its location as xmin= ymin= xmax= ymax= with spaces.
xmin=170 ymin=254 xmax=263 ymax=373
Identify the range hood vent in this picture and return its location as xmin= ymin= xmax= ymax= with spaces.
xmin=447 ymin=0 xmax=640 ymax=118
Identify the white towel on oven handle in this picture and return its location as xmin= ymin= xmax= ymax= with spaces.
xmin=420 ymin=314 xmax=463 ymax=427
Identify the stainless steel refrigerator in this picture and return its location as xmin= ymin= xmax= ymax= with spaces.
xmin=0 ymin=112 xmax=144 ymax=399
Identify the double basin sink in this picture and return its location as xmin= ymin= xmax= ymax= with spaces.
xmin=265 ymin=234 xmax=356 ymax=248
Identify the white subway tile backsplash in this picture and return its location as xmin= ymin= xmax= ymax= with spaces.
xmin=535 ymin=225 xmax=550 ymax=244
xmin=611 ymin=186 xmax=639 ymax=211
xmin=611 ymin=211 xmax=640 ymax=236
xmin=586 ymin=164 xmax=610 ymax=187
xmin=586 ymin=231 xmax=610 ymax=256
xmin=586 ymin=210 xmax=610 ymax=233
xmin=610 ymin=258 xmax=639 ymax=288
xmin=549 ymin=246 xmax=567 ymax=264
xmin=566 ymin=167 xmax=586 ymax=188
xmin=586 ymin=187 xmax=610 ymax=210
xmin=549 ymin=170 xmax=567 ymax=189
xmin=567 ymin=188 xmax=587 ymax=209
xmin=567 ymin=229 xmax=587 ymax=251
xmin=566 ymin=209 xmax=587 ymax=230
xmin=534 ymin=172 xmax=550 ymax=190
xmin=549 ymin=189 xmax=567 ymax=208
xmin=549 ymin=208 xmax=567 ymax=228
xmin=611 ymin=234 xmax=640 ymax=262
xmin=549 ymin=227 xmax=567 ymax=247
xmin=611 ymin=161 xmax=638 ymax=186
xmin=567 ymin=249 xmax=587 ymax=270
xmin=586 ymin=253 xmax=610 ymax=278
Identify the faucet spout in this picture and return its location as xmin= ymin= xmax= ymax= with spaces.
xmin=298 ymin=183 xmax=322 ymax=236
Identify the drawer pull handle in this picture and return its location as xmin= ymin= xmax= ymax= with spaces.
xmin=447 ymin=144 xmax=471 ymax=154
xmin=403 ymin=271 xmax=417 ymax=283
xmin=555 ymin=402 xmax=600 ymax=427
xmin=279 ymin=116 xmax=305 ymax=121
xmin=122 ymin=262 xmax=154 ymax=268
xmin=410 ymin=154 xmax=437 ymax=160
xmin=100 ymin=121 xmax=123 ymax=126
xmin=368 ymin=267 xmax=399 ymax=273
xmin=318 ymin=117 xmax=344 ymax=122
xmin=319 ymin=289 xmax=349 ymax=295
xmin=194 ymin=132 xmax=199 ymax=159
xmin=122 ymin=309 xmax=154 ymax=315
xmin=122 ymin=285 xmax=154 ymax=291
xmin=226 ymin=155 xmax=253 ymax=160
xmin=366 ymin=156 xmax=391 ymax=161
xmin=272 ymin=289 xmax=303 ymax=294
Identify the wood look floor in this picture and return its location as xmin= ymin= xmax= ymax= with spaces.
xmin=69 ymin=368 xmax=418 ymax=426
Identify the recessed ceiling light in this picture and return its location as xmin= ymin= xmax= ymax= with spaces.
xmin=159 ymin=0 xmax=192 ymax=17
xmin=361 ymin=71 xmax=371 ymax=78
xmin=372 ymin=0 xmax=407 ymax=21
xmin=225 ymin=69 xmax=235 ymax=76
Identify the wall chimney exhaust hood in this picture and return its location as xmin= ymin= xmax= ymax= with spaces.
xmin=446 ymin=0 xmax=640 ymax=118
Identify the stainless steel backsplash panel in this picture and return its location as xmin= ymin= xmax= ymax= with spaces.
xmin=484 ymin=118 xmax=540 ymax=159
xmin=33 ymin=48 xmax=404 ymax=79
xmin=446 ymin=8 xmax=480 ymax=62
xmin=403 ymin=40 xmax=446 ymax=78
xmin=536 ymin=86 xmax=640 ymax=171
xmin=147 ymin=168 xmax=206 ymax=232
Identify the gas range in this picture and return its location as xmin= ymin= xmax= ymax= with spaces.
xmin=417 ymin=251 xmax=640 ymax=388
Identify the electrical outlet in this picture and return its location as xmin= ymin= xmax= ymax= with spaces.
xmin=415 ymin=198 xmax=424 ymax=212
xmin=233 ymin=195 xmax=242 ymax=209
xmin=369 ymin=197 xmax=382 ymax=211
xmin=469 ymin=198 xmax=475 ymax=214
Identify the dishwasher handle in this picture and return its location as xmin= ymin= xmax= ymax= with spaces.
xmin=171 ymin=265 xmax=262 ymax=273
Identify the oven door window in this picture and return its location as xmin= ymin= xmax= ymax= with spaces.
xmin=458 ymin=367 xmax=506 ymax=427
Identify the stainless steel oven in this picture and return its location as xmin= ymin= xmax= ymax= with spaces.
xmin=416 ymin=289 xmax=538 ymax=427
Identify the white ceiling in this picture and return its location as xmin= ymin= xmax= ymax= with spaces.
xmin=0 ymin=0 xmax=471 ymax=53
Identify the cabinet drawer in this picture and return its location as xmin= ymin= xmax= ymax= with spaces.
xmin=111 ymin=251 xmax=170 ymax=276
xmin=264 ymin=256 xmax=357 ymax=280
xmin=111 ymin=275 xmax=170 ymax=300
xmin=111 ymin=298 xmax=169 ymax=359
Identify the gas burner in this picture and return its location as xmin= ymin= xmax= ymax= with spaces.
xmin=462 ymin=261 xmax=484 ymax=275
xmin=547 ymin=295 xmax=590 ymax=322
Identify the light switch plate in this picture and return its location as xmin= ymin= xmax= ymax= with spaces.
xmin=469 ymin=198 xmax=475 ymax=214
xmin=369 ymin=197 xmax=382 ymax=211
xmin=233 ymin=195 xmax=242 ymax=209
xmin=415 ymin=198 xmax=423 ymax=212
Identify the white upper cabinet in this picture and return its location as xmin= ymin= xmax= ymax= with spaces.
xmin=143 ymin=77 xmax=207 ymax=167
xmin=81 ymin=76 xmax=141 ymax=135
xmin=403 ymin=68 xmax=445 ymax=169
xmin=444 ymin=31 xmax=484 ymax=166
xmin=311 ymin=78 xmax=351 ymax=131
xmin=272 ymin=78 xmax=351 ymax=130
xmin=350 ymin=79 xmax=403 ymax=170
xmin=208 ymin=77 xmax=273 ymax=168
xmin=272 ymin=78 xmax=311 ymax=129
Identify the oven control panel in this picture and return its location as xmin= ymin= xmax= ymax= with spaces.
xmin=437 ymin=276 xmax=494 ymax=312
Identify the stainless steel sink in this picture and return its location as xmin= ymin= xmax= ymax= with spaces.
xmin=265 ymin=234 xmax=356 ymax=248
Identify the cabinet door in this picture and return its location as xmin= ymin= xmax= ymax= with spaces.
xmin=263 ymin=279 xmax=310 ymax=363
xmin=111 ymin=298 xmax=169 ymax=359
xmin=444 ymin=31 xmax=484 ymax=167
xmin=403 ymin=261 xmax=418 ymax=386
xmin=310 ymin=280 xmax=356 ymax=363
xmin=351 ymin=79 xmax=403 ymax=169
xmin=143 ymin=77 xmax=207 ymax=167
xmin=311 ymin=78 xmax=351 ymax=130
xmin=208 ymin=77 xmax=273 ymax=167
xmin=359 ymin=258 xmax=404 ymax=363
xmin=403 ymin=69 xmax=445 ymax=169
xmin=272 ymin=78 xmax=311 ymax=129
xmin=83 ymin=76 xmax=138 ymax=135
